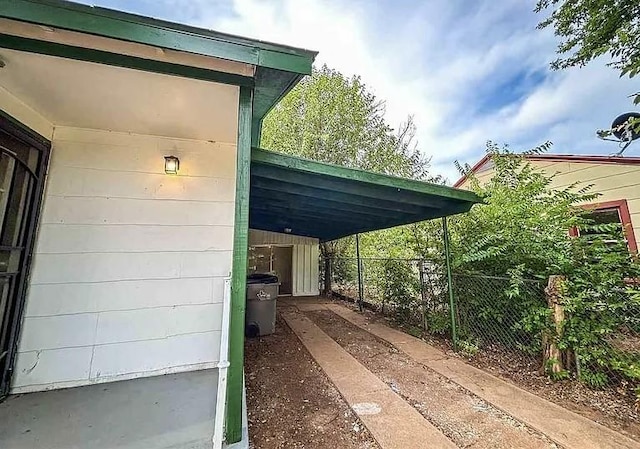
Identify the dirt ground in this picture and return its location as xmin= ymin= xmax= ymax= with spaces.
xmin=244 ymin=312 xmax=379 ymax=449
xmin=306 ymin=309 xmax=559 ymax=449
xmin=344 ymin=298 xmax=640 ymax=442
xmin=468 ymin=343 xmax=640 ymax=441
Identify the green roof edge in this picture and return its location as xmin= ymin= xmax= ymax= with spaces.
xmin=0 ymin=0 xmax=317 ymax=135
xmin=1 ymin=0 xmax=317 ymax=73
xmin=251 ymin=147 xmax=484 ymax=204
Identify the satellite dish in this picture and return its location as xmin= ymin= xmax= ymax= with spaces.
xmin=611 ymin=112 xmax=640 ymax=141
xmin=597 ymin=112 xmax=640 ymax=156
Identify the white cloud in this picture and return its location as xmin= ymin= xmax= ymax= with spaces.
xmin=104 ymin=0 xmax=640 ymax=182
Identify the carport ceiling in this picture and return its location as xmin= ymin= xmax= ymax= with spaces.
xmin=250 ymin=148 xmax=483 ymax=242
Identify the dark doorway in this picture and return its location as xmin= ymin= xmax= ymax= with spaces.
xmin=247 ymin=245 xmax=293 ymax=296
xmin=0 ymin=113 xmax=50 ymax=400
xmin=271 ymin=246 xmax=292 ymax=296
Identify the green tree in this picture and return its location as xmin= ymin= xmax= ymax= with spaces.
xmin=261 ymin=64 xmax=428 ymax=179
xmin=450 ymin=141 xmax=598 ymax=278
xmin=261 ymin=65 xmax=434 ymax=287
xmin=535 ymin=0 xmax=640 ymax=78
xmin=449 ymin=143 xmax=640 ymax=386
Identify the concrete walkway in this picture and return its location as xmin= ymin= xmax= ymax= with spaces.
xmin=282 ymin=310 xmax=457 ymax=449
xmin=321 ymin=302 xmax=640 ymax=449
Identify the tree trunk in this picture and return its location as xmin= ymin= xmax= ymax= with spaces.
xmin=543 ymin=275 xmax=566 ymax=376
xmin=321 ymin=243 xmax=332 ymax=296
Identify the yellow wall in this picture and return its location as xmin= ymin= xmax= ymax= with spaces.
xmin=456 ymin=159 xmax=640 ymax=250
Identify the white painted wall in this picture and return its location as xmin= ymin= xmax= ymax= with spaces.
xmin=0 ymin=85 xmax=53 ymax=139
xmin=12 ymin=126 xmax=237 ymax=393
xmin=248 ymin=230 xmax=320 ymax=297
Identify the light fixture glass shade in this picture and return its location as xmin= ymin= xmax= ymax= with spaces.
xmin=164 ymin=155 xmax=179 ymax=174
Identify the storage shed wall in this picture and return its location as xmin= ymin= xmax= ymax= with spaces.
xmin=248 ymin=230 xmax=320 ymax=296
xmin=12 ymin=125 xmax=237 ymax=393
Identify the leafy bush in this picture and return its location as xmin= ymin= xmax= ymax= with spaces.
xmin=450 ymin=142 xmax=597 ymax=278
xmin=380 ymin=259 xmax=420 ymax=322
xmin=561 ymin=222 xmax=640 ymax=387
xmin=425 ymin=310 xmax=450 ymax=335
xmin=447 ymin=143 xmax=640 ymax=389
xmin=458 ymin=338 xmax=480 ymax=358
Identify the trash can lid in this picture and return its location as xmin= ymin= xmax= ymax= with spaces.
xmin=247 ymin=273 xmax=279 ymax=284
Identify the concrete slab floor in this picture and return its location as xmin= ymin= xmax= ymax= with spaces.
xmin=0 ymin=369 xmax=219 ymax=449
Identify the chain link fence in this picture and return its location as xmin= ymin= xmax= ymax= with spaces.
xmin=564 ymin=285 xmax=640 ymax=392
xmin=326 ymin=257 xmax=451 ymax=335
xmin=325 ymin=256 xmax=640 ymax=399
xmin=452 ymin=273 xmax=547 ymax=378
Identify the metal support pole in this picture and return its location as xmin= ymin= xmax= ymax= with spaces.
xmin=418 ymin=260 xmax=427 ymax=331
xmin=356 ymin=234 xmax=364 ymax=312
xmin=442 ymin=216 xmax=458 ymax=351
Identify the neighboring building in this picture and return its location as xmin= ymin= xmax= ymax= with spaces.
xmin=0 ymin=1 xmax=480 ymax=448
xmin=454 ymin=154 xmax=640 ymax=252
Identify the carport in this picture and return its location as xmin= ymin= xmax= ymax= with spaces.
xmin=226 ymin=146 xmax=482 ymax=441
xmin=249 ymin=148 xmax=479 ymax=241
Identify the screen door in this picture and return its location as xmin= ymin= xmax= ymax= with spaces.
xmin=0 ymin=116 xmax=49 ymax=400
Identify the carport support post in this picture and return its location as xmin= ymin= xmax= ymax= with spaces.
xmin=356 ymin=234 xmax=364 ymax=312
xmin=226 ymin=86 xmax=253 ymax=444
xmin=442 ymin=216 xmax=458 ymax=352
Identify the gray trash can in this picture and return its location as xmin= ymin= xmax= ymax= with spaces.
xmin=245 ymin=273 xmax=279 ymax=337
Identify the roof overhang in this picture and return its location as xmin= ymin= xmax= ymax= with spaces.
xmin=0 ymin=0 xmax=317 ymax=143
xmin=250 ymin=148 xmax=483 ymax=242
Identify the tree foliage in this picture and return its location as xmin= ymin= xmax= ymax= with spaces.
xmin=447 ymin=143 xmax=640 ymax=386
xmin=560 ymin=222 xmax=640 ymax=387
xmin=535 ymin=0 xmax=640 ymax=78
xmin=261 ymin=64 xmax=434 ymax=263
xmin=261 ymin=64 xmax=429 ymax=179
xmin=449 ymin=141 xmax=599 ymax=278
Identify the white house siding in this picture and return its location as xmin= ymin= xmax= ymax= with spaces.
xmin=248 ymin=230 xmax=320 ymax=297
xmin=12 ymin=126 xmax=237 ymax=393
xmin=292 ymin=244 xmax=320 ymax=296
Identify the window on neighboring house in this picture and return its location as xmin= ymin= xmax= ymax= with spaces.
xmin=573 ymin=200 xmax=638 ymax=253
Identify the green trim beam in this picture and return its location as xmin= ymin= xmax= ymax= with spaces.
xmin=443 ymin=216 xmax=458 ymax=351
xmin=250 ymin=148 xmax=482 ymax=241
xmin=251 ymin=147 xmax=478 ymax=203
xmin=0 ymin=34 xmax=254 ymax=87
xmin=226 ymin=86 xmax=253 ymax=444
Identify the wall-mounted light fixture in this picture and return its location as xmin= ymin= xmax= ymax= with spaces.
xmin=164 ymin=155 xmax=179 ymax=174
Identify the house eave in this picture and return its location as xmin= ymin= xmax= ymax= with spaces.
xmin=0 ymin=0 xmax=317 ymax=135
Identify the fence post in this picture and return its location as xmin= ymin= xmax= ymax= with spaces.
xmin=442 ymin=216 xmax=458 ymax=351
xmin=419 ymin=260 xmax=427 ymax=331
xmin=543 ymin=275 xmax=566 ymax=375
xmin=356 ymin=233 xmax=364 ymax=312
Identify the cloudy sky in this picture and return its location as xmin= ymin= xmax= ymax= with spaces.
xmin=79 ymin=0 xmax=639 ymax=182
